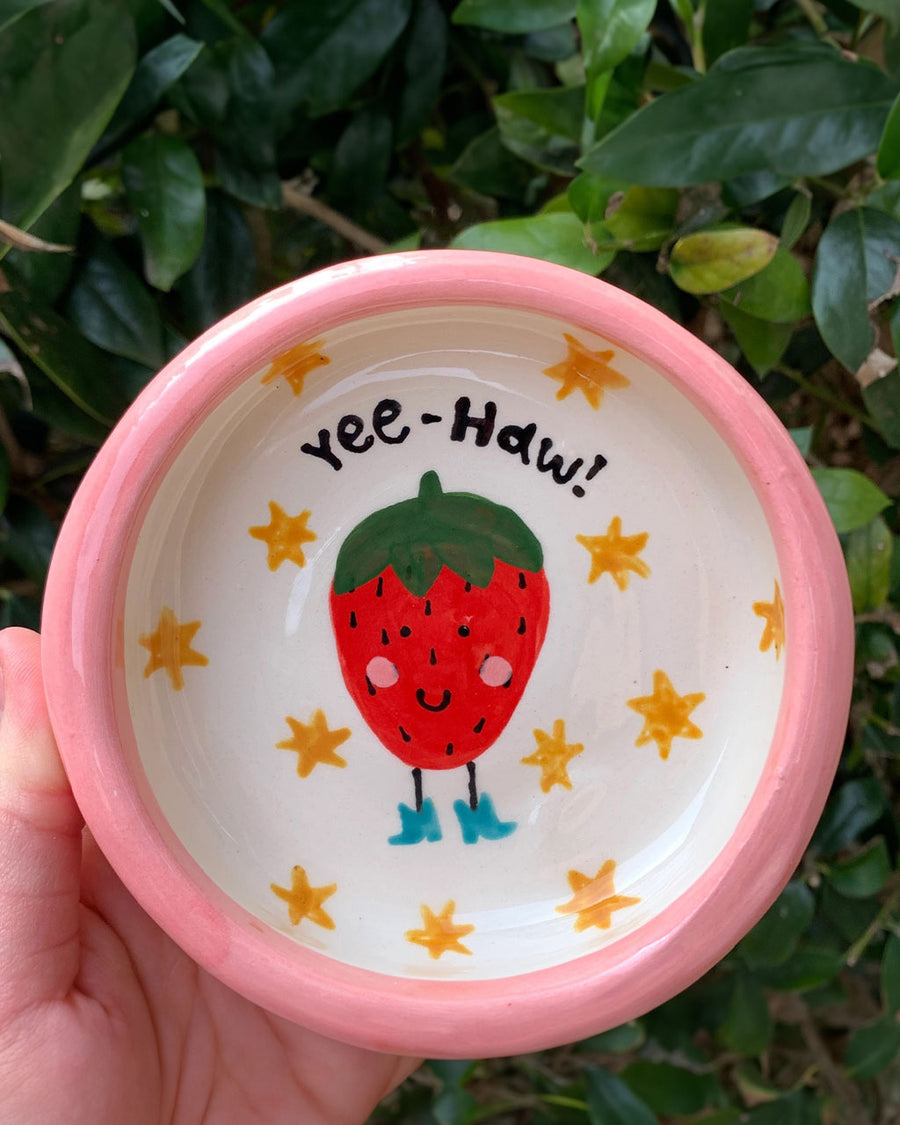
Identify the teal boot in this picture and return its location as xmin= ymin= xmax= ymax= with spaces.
xmin=389 ymin=797 xmax=442 ymax=845
xmin=454 ymin=793 xmax=516 ymax=844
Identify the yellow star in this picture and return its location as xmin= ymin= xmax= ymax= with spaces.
xmin=576 ymin=517 xmax=650 ymax=591
xmin=543 ymin=333 xmax=630 ymax=409
xmin=626 ymin=669 xmax=705 ymax=760
xmin=249 ymin=502 xmax=317 ymax=570
xmin=277 ymin=710 xmax=351 ymax=777
xmin=521 ymin=719 xmax=584 ymax=792
xmin=556 ymin=861 xmax=640 ymax=931
xmin=753 ymin=580 xmax=785 ymax=660
xmin=261 ymin=338 xmax=330 ymax=397
xmin=138 ymin=606 xmax=209 ymax=691
xmin=405 ymin=901 xmax=475 ymax=959
xmin=271 ymin=864 xmax=337 ymax=929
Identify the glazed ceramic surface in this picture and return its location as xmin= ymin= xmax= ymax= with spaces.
xmin=42 ymin=252 xmax=853 ymax=1057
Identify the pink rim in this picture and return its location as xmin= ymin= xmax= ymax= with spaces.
xmin=41 ymin=251 xmax=854 ymax=1059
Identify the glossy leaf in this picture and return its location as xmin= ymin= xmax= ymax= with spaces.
xmin=720 ymin=971 xmax=772 ymax=1055
xmin=878 ymin=91 xmax=900 ymax=180
xmin=826 ymin=835 xmax=891 ymax=897
xmin=22 ymin=358 xmax=109 ymax=445
xmin=755 ymin=945 xmax=844 ymax=991
xmin=584 ymin=1066 xmax=657 ymax=1125
xmin=620 ymin=1060 xmax=714 ymax=1116
xmin=701 ymin=0 xmax=752 ymax=65
xmin=719 ymin=247 xmax=810 ymax=323
xmin=882 ymin=933 xmax=900 ymax=1014
xmin=450 ymin=127 xmax=537 ymax=201
xmin=738 ymin=881 xmax=815 ymax=969
xmin=0 ymin=497 xmax=55 ymax=584
xmin=330 ymin=110 xmax=394 ymax=207
xmin=577 ymin=0 xmax=654 ymax=118
xmin=845 ymin=1015 xmax=900 ymax=1078
xmin=568 ymin=173 xmax=629 ymax=223
xmin=594 ymin=186 xmax=678 ymax=251
xmin=0 ymin=0 xmax=54 ymax=34
xmin=747 ymin=1092 xmax=820 ymax=1125
xmin=580 ymin=47 xmax=897 ymax=185
xmin=812 ymin=468 xmax=891 ymax=534
xmin=97 ymin=33 xmax=203 ymax=154
xmin=576 ymin=1020 xmax=645 ymax=1053
xmin=812 ymin=776 xmax=886 ymax=853
xmin=122 ymin=133 xmax=206 ymax=291
xmin=3 ymin=183 xmax=80 ymax=304
xmin=262 ymin=0 xmax=412 ymax=118
xmin=780 ymin=192 xmax=811 ymax=250
xmin=451 ymin=0 xmax=575 ymax=32
xmin=863 ymin=369 xmax=900 ymax=449
xmin=669 ymin=227 xmax=777 ymax=294
xmin=451 ymin=212 xmax=613 ymax=275
xmin=0 ymin=0 xmax=136 ymax=229
xmin=396 ymin=0 xmax=447 ymax=146
xmin=814 ymin=207 xmax=900 ymax=372
xmin=494 ymin=84 xmax=585 ymax=174
xmin=720 ymin=301 xmax=792 ymax=375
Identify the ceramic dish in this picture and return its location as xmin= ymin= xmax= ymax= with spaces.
xmin=42 ymin=250 xmax=854 ymax=1058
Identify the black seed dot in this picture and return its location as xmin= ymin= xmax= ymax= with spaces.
xmin=518 ymin=572 xmax=527 ymax=589
xmin=458 ymin=625 xmax=470 ymax=637
xmin=445 ymin=743 xmax=454 ymax=756
xmin=349 ymin=611 xmax=357 ymax=628
xmin=424 ymin=599 xmax=432 ymax=616
xmin=400 ymin=625 xmax=411 ymax=637
xmin=381 ymin=629 xmax=389 ymax=646
xmin=517 ymin=617 xmax=526 ymax=635
xmin=430 ymin=648 xmax=437 ymax=665
xmin=376 ymin=576 xmax=384 ymax=597
xmin=572 ymin=485 xmax=585 ymax=498
xmin=503 ymin=673 xmax=512 ymax=689
xmin=365 ymin=676 xmax=376 ymax=696
xmin=399 ymin=726 xmax=411 ymax=743
xmin=464 ymin=581 xmax=472 ymax=592
xmin=473 ymin=717 xmax=486 ymax=733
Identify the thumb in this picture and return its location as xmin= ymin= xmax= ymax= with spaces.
xmin=0 ymin=627 xmax=83 ymax=1021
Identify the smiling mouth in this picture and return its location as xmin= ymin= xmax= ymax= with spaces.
xmin=415 ymin=688 xmax=452 ymax=712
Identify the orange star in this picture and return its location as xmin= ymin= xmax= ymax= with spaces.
xmin=627 ymin=669 xmax=705 ymax=760
xmin=261 ymin=339 xmax=330 ymax=397
xmin=543 ymin=333 xmax=630 ymax=409
xmin=249 ymin=502 xmax=317 ymax=570
xmin=405 ymin=901 xmax=475 ymax=959
xmin=271 ymin=864 xmax=337 ymax=929
xmin=138 ymin=606 xmax=209 ymax=691
xmin=576 ymin=517 xmax=650 ymax=590
xmin=556 ymin=861 xmax=640 ymax=931
xmin=277 ymin=710 xmax=351 ymax=777
xmin=521 ymin=719 xmax=584 ymax=792
xmin=753 ymin=580 xmax=785 ymax=659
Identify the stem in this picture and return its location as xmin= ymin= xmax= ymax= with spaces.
xmin=281 ymin=182 xmax=388 ymax=255
xmin=845 ymin=885 xmax=900 ymax=966
xmin=775 ymin=364 xmax=880 ymax=432
xmin=795 ymin=0 xmax=830 ymax=38
xmin=795 ymin=996 xmax=873 ymax=1125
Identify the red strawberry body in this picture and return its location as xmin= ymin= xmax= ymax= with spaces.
xmin=330 ymin=472 xmax=549 ymax=771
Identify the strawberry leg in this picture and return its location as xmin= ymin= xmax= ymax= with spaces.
xmin=466 ymin=761 xmax=478 ymax=811
xmin=388 ymin=769 xmax=441 ymax=846
xmin=413 ymin=767 xmax=423 ymax=813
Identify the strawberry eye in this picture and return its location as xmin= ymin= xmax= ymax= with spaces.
xmin=479 ymin=655 xmax=513 ymax=687
xmin=366 ymin=656 xmax=399 ymax=688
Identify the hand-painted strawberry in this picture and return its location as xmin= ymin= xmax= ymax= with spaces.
xmin=330 ymin=471 xmax=549 ymax=845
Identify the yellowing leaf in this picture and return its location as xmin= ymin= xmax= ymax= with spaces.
xmin=670 ymin=227 xmax=778 ymax=295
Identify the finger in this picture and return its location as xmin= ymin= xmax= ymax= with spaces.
xmin=0 ymin=627 xmax=83 ymax=1020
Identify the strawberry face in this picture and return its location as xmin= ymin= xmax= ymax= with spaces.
xmin=330 ymin=472 xmax=549 ymax=771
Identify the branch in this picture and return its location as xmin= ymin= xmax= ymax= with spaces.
xmin=281 ymin=182 xmax=388 ymax=255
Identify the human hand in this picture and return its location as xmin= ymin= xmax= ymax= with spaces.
xmin=0 ymin=627 xmax=420 ymax=1124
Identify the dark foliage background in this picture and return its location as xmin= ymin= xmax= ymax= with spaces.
xmin=2 ymin=0 xmax=900 ymax=1120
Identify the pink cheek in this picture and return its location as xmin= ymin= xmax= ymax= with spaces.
xmin=366 ymin=655 xmax=399 ymax=688
xmin=479 ymin=655 xmax=513 ymax=687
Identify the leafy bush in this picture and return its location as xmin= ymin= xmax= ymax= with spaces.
xmin=2 ymin=0 xmax=900 ymax=1120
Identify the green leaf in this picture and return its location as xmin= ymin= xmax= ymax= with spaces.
xmin=0 ymin=0 xmax=136 ymax=229
xmin=451 ymin=212 xmax=613 ymax=275
xmin=813 ymin=776 xmax=886 ymax=853
xmin=584 ymin=1067 xmax=658 ymax=1125
xmin=494 ymin=84 xmax=585 ymax=175
xmin=450 ymin=127 xmax=537 ymax=201
xmin=780 ymin=191 xmax=812 ymax=250
xmin=396 ymin=0 xmax=447 ymax=147
xmin=0 ymin=496 xmax=56 ymax=585
xmin=719 ymin=302 xmax=792 ymax=375
xmin=65 ymin=243 xmax=166 ymax=369
xmin=882 ymin=933 xmax=900 ymax=1014
xmin=568 ymin=172 xmax=629 ymax=223
xmin=719 ymin=246 xmax=810 ymax=323
xmin=594 ymin=186 xmax=678 ymax=251
xmin=755 ymin=945 xmax=845 ymax=991
xmin=0 ymin=288 xmax=128 ymax=425
xmin=21 ymin=358 xmax=109 ymax=445
xmin=847 ymin=0 xmax=900 ymax=31
xmin=826 ymin=835 xmax=891 ymax=897
xmin=846 ymin=1015 xmax=900 ymax=1078
xmin=813 ymin=207 xmax=900 ymax=372
xmin=580 ymin=47 xmax=897 ymax=185
xmin=619 ymin=1061 xmax=713 ymax=1116
xmin=669 ymin=227 xmax=777 ymax=295
xmin=747 ymin=1092 xmax=820 ymax=1125
xmin=790 ymin=426 xmax=813 ymax=458
xmin=175 ymin=190 xmax=255 ymax=336
xmin=810 ymin=467 xmax=890 ymax=534
xmin=0 ymin=0 xmax=54 ymax=34
xmin=3 ymin=182 xmax=80 ymax=303
xmin=451 ymin=0 xmax=575 ymax=32
xmin=122 ymin=133 xmax=206 ymax=291
xmin=845 ymin=516 xmax=893 ymax=614
xmin=575 ymin=1020 xmax=645 ymax=1053
xmin=330 ymin=109 xmax=394 ymax=207
xmin=97 ymin=33 xmax=203 ymax=155
xmin=879 ymin=90 xmax=900 ymax=180
xmin=738 ymin=881 xmax=815 ymax=969
xmin=577 ymin=0 xmax=654 ymax=118
xmin=0 ymin=444 xmax=10 ymax=515
xmin=262 ymin=0 xmax=413 ymax=117
xmin=701 ymin=0 xmax=752 ymax=66
xmin=719 ymin=970 xmax=772 ymax=1055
